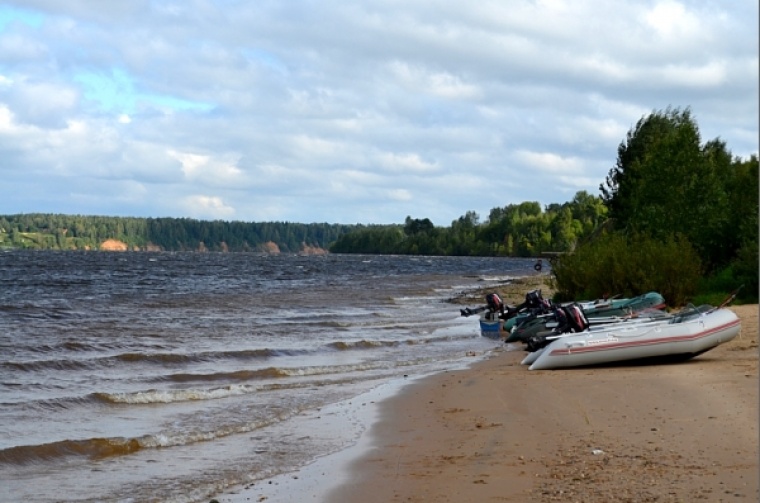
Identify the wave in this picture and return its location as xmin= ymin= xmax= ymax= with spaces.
xmin=19 ymin=340 xmax=107 ymax=354
xmin=116 ymin=347 xmax=312 ymax=364
xmin=115 ymin=352 xmax=211 ymax=364
xmin=0 ymin=299 xmax=92 ymax=321
xmin=162 ymin=367 xmax=292 ymax=383
xmin=3 ymin=347 xmax=313 ymax=373
xmin=95 ymin=373 xmax=378 ymax=405
xmin=0 ymin=415 xmax=295 ymax=466
xmin=0 ymin=437 xmax=143 ymax=465
xmin=159 ymin=355 xmax=447 ymax=385
xmin=5 ymin=331 xmax=471 ymax=374
xmin=0 ymin=394 xmax=100 ymax=410
xmin=327 ymin=339 xmax=398 ymax=350
xmin=9 ymin=376 xmax=355 ymax=409
xmin=3 ymin=359 xmax=93 ymax=372
xmin=476 ymin=275 xmax=517 ymax=282
xmin=94 ymin=385 xmax=253 ymax=404
xmin=327 ymin=331 xmax=472 ymax=351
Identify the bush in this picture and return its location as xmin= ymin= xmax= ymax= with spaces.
xmin=732 ymin=240 xmax=759 ymax=302
xmin=551 ymin=232 xmax=702 ymax=306
xmin=693 ymin=241 xmax=759 ymax=305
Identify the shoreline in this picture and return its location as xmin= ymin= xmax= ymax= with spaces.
xmin=448 ymin=273 xmax=554 ymax=307
xmin=328 ymin=303 xmax=759 ymax=503
xmin=211 ymin=303 xmax=757 ymax=503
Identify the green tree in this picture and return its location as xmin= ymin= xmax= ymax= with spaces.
xmin=448 ymin=211 xmax=479 ymax=255
xmin=600 ymin=107 xmax=730 ymax=269
xmin=404 ymin=216 xmax=435 ymax=236
xmin=724 ymin=155 xmax=759 ymax=296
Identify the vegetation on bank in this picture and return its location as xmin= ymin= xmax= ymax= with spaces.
xmin=329 ymin=192 xmax=606 ymax=257
xmin=555 ymin=107 xmax=758 ymax=305
xmin=551 ymin=232 xmax=704 ymax=307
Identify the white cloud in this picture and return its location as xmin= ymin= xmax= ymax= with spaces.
xmin=3 ymin=78 xmax=78 ymax=128
xmin=0 ymin=0 xmax=754 ymax=224
xmin=169 ymin=150 xmax=208 ymax=178
xmin=182 ymin=195 xmax=235 ymax=219
xmin=168 ymin=149 xmax=243 ymax=185
xmin=289 ymin=134 xmax=342 ymax=158
xmin=643 ymin=1 xmax=701 ymax=40
xmin=388 ymin=61 xmax=480 ymax=100
xmin=377 ymin=152 xmax=438 ymax=173
xmin=0 ymin=104 xmax=18 ymax=132
xmin=656 ymin=61 xmax=728 ymax=88
xmin=387 ymin=188 xmax=413 ymax=201
xmin=514 ymin=150 xmax=584 ymax=175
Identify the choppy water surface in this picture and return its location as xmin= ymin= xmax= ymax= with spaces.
xmin=0 ymin=251 xmax=538 ymax=502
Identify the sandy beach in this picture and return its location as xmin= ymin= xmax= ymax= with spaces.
xmin=212 ymin=292 xmax=757 ymax=503
xmin=327 ymin=303 xmax=758 ymax=503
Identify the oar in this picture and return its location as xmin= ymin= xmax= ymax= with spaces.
xmin=717 ymin=284 xmax=744 ymax=309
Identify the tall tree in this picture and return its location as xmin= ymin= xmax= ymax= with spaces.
xmin=600 ymin=107 xmax=730 ymax=269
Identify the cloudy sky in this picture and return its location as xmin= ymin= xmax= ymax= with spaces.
xmin=0 ymin=1 xmax=757 ymax=225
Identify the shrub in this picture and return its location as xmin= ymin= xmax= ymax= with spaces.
xmin=551 ymin=232 xmax=702 ymax=307
xmin=732 ymin=240 xmax=759 ymax=302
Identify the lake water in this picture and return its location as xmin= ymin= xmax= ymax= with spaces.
xmin=0 ymin=251 xmax=539 ymax=502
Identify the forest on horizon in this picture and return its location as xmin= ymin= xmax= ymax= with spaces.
xmin=0 ymin=214 xmax=353 ymax=254
xmin=0 ymin=188 xmax=602 ymax=256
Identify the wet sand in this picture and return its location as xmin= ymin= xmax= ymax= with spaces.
xmin=212 ymin=299 xmax=757 ymax=503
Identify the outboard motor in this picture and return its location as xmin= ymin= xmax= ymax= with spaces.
xmin=524 ymin=289 xmax=542 ymax=309
xmin=526 ymin=303 xmax=590 ymax=352
xmin=552 ymin=305 xmax=570 ymax=333
xmin=522 ymin=289 xmax=552 ymax=314
xmin=485 ymin=292 xmax=522 ymax=321
xmin=485 ymin=293 xmax=504 ymax=313
xmin=460 ymin=292 xmax=516 ymax=319
xmin=565 ymin=304 xmax=589 ymax=332
xmin=553 ymin=303 xmax=589 ymax=334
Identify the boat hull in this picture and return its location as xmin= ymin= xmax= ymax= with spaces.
xmin=520 ymin=347 xmax=544 ymax=366
xmin=528 ymin=308 xmax=741 ymax=370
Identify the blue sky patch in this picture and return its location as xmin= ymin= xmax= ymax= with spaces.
xmin=74 ymin=69 xmax=136 ymax=114
xmin=74 ymin=68 xmax=213 ymax=115
xmin=0 ymin=5 xmax=44 ymax=31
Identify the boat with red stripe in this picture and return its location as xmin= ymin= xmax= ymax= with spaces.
xmin=527 ymin=305 xmax=741 ymax=370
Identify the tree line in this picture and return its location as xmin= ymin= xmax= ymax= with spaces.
xmin=329 ymin=191 xmax=607 ymax=257
xmin=0 ymin=214 xmax=355 ymax=253
xmin=0 ymin=189 xmax=608 ymax=257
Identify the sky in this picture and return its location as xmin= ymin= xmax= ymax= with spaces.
xmin=0 ymin=1 xmax=757 ymax=225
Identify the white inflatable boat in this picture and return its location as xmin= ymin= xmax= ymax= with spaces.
xmin=527 ymin=306 xmax=741 ymax=371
